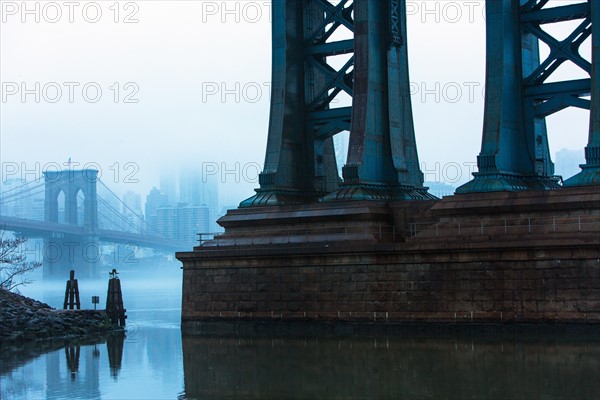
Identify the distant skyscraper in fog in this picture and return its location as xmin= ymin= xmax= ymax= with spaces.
xmin=179 ymin=164 xmax=220 ymax=232
xmin=177 ymin=204 xmax=210 ymax=242
xmin=160 ymin=168 xmax=178 ymax=206
xmin=122 ymin=190 xmax=143 ymax=233
xmin=156 ymin=203 xmax=209 ymax=243
xmin=145 ymin=187 xmax=168 ymax=232
xmin=122 ymin=190 xmax=142 ymax=214
xmin=201 ymin=174 xmax=219 ymax=232
xmin=0 ymin=178 xmax=45 ymax=220
xmin=179 ymin=167 xmax=202 ymax=206
xmin=555 ymin=148 xmax=584 ymax=181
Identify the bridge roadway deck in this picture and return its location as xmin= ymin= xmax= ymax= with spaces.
xmin=0 ymin=215 xmax=191 ymax=252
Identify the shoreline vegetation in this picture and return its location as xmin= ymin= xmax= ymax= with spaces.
xmin=0 ymin=288 xmax=122 ymax=345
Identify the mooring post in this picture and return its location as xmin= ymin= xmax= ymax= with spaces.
xmin=106 ymin=269 xmax=127 ymax=327
xmin=63 ymin=270 xmax=81 ymax=310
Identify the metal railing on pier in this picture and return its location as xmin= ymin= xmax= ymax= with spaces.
xmin=196 ymin=214 xmax=600 ymax=247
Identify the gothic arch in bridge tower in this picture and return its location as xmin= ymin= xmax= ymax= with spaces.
xmin=44 ymin=169 xmax=99 ymax=231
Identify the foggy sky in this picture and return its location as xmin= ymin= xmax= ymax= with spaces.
xmin=0 ymin=0 xmax=591 ymax=206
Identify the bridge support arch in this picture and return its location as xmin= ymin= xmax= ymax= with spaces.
xmin=43 ymin=169 xmax=100 ymax=278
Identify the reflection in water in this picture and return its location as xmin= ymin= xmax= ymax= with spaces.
xmin=46 ymin=339 xmax=101 ymax=399
xmin=1 ymin=275 xmax=185 ymax=399
xmin=107 ymin=332 xmax=125 ymax=380
xmin=182 ymin=333 xmax=600 ymax=400
xmin=6 ymin=276 xmax=599 ymax=399
xmin=0 ymin=331 xmax=127 ymax=399
xmin=92 ymin=344 xmax=101 ymax=359
xmin=65 ymin=345 xmax=80 ymax=381
xmin=55 ymin=333 xmax=126 ymax=385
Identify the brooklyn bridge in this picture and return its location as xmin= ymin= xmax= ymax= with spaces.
xmin=0 ymin=169 xmax=193 ymax=277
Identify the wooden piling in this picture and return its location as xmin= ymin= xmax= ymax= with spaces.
xmin=106 ymin=271 xmax=126 ymax=326
xmin=63 ymin=270 xmax=81 ymax=310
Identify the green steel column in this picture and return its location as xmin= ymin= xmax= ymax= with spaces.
xmin=240 ymin=1 xmax=316 ymax=207
xmin=565 ymin=0 xmax=600 ymax=186
xmin=459 ymin=0 xmax=594 ymax=193
xmin=329 ymin=0 xmax=432 ymax=201
xmin=456 ymin=0 xmax=558 ymax=194
xmin=303 ymin=1 xmax=343 ymax=195
xmin=242 ymin=0 xmax=431 ymax=206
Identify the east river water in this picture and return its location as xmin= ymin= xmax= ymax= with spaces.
xmin=1 ymin=267 xmax=600 ymax=400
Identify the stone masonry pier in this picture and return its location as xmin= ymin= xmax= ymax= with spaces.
xmin=177 ymin=187 xmax=600 ymax=331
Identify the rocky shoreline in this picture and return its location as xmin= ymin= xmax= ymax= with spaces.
xmin=0 ymin=289 xmax=120 ymax=344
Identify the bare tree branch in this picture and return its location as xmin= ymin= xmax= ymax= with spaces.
xmin=0 ymin=231 xmax=42 ymax=292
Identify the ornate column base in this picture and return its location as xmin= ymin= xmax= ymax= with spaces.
xmin=456 ymin=173 xmax=562 ymax=194
xmin=322 ymin=183 xmax=436 ymax=202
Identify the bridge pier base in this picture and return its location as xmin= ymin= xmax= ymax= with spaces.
xmin=43 ymin=235 xmax=100 ymax=280
xmin=177 ymin=187 xmax=600 ymax=329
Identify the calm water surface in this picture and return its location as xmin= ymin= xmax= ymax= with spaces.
xmin=1 ymin=269 xmax=599 ymax=399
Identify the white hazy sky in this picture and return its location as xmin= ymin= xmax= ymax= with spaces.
xmin=0 ymin=0 xmax=591 ymax=205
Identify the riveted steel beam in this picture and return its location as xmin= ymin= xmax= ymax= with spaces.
xmin=241 ymin=0 xmax=431 ymax=207
xmin=457 ymin=0 xmax=595 ymax=193
xmin=565 ymin=0 xmax=600 ymax=186
xmin=326 ymin=0 xmax=432 ymax=201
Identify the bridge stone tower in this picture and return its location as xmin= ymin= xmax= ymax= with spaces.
xmin=44 ymin=169 xmax=100 ymax=278
xmin=241 ymin=0 xmax=432 ymax=207
xmin=45 ymin=169 xmax=98 ymax=230
xmin=458 ymin=0 xmax=599 ymax=193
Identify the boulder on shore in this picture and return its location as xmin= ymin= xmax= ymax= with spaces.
xmin=0 ymin=289 xmax=119 ymax=344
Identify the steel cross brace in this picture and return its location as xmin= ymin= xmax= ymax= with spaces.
xmin=241 ymin=0 xmax=431 ymax=207
xmin=305 ymin=0 xmax=354 ymax=141
xmin=457 ymin=0 xmax=597 ymax=193
xmin=565 ymin=0 xmax=600 ymax=186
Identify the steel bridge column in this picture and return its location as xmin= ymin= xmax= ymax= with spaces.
xmin=565 ymin=0 xmax=600 ymax=186
xmin=458 ymin=0 xmax=593 ymax=193
xmin=242 ymin=0 xmax=431 ymax=206
xmin=457 ymin=0 xmax=555 ymax=193
xmin=331 ymin=0 xmax=430 ymax=200
xmin=240 ymin=0 xmax=320 ymax=207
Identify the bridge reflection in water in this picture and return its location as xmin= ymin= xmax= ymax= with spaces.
xmin=181 ymin=330 xmax=600 ymax=399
